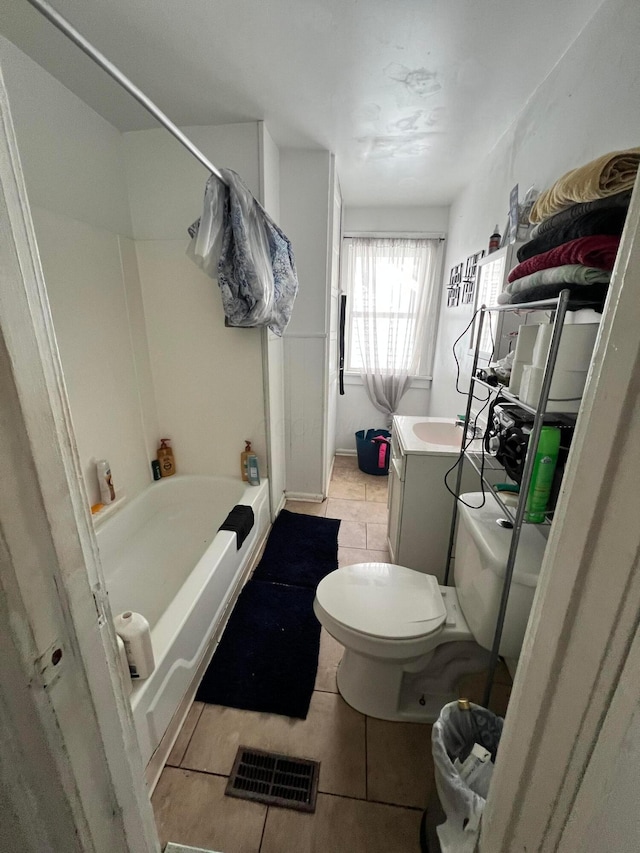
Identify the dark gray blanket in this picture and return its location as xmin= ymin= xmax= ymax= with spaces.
xmin=518 ymin=206 xmax=628 ymax=262
xmin=531 ymin=189 xmax=631 ymax=237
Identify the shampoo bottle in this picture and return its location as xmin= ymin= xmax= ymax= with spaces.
xmin=247 ymin=454 xmax=260 ymax=486
xmin=240 ymin=440 xmax=252 ymax=482
xmin=157 ymin=438 xmax=176 ymax=477
xmin=96 ymin=459 xmax=116 ymax=504
xmin=525 ymin=426 xmax=561 ymax=523
xmin=114 ymin=611 xmax=155 ymax=679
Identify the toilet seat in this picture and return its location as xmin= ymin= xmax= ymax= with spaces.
xmin=315 ymin=562 xmax=446 ymax=640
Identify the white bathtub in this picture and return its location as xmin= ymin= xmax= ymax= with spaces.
xmin=96 ymin=474 xmax=270 ymax=767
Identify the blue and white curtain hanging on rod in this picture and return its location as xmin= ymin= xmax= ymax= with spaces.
xmin=188 ymin=170 xmax=299 ymax=337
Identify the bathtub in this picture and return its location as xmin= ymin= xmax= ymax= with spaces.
xmin=96 ymin=474 xmax=270 ymax=768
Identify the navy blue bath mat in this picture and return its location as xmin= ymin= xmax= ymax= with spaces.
xmin=196 ymin=579 xmax=320 ymax=719
xmin=251 ymin=509 xmax=341 ymax=588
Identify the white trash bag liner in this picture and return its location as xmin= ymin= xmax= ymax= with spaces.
xmin=431 ymin=700 xmax=503 ymax=853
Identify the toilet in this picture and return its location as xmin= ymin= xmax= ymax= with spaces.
xmin=314 ymin=492 xmax=547 ymax=721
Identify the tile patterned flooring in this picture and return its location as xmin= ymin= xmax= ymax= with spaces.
xmin=152 ymin=456 xmax=512 ymax=853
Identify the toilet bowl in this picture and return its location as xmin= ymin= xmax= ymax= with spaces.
xmin=314 ymin=492 xmax=546 ymax=722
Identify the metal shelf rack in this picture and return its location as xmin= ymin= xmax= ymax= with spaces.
xmin=444 ymin=288 xmax=587 ymax=707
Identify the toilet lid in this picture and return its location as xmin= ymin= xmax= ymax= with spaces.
xmin=316 ymin=563 xmax=446 ymax=640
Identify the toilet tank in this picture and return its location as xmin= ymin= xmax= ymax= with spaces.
xmin=453 ymin=492 xmax=547 ymax=659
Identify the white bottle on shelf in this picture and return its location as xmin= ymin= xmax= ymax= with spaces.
xmin=114 ymin=611 xmax=155 ymax=679
xmin=96 ymin=459 xmax=116 ymax=505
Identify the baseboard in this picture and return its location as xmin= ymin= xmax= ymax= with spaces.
xmin=335 ymin=449 xmax=357 ymax=457
xmin=144 ymin=520 xmax=272 ymax=793
xmin=272 ymin=490 xmax=286 ymax=519
xmin=284 ymin=491 xmax=325 ymax=503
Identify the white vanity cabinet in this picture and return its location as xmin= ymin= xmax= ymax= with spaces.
xmin=388 ymin=416 xmax=478 ymax=582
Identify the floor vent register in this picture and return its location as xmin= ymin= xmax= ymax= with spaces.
xmin=225 ymin=746 xmax=320 ymax=813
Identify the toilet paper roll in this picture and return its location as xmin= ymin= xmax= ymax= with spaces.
xmin=509 ymin=325 xmax=540 ymax=395
xmin=553 ymin=324 xmax=599 ymax=372
xmin=532 ymin=322 xmax=599 ymax=372
xmin=532 ymin=324 xmax=553 ymax=368
xmin=513 ymin=324 xmax=539 ymax=362
xmin=521 ymin=364 xmax=587 ymax=412
xmin=520 ymin=364 xmax=543 ymax=408
xmin=508 ymin=361 xmax=526 ymax=396
xmin=548 ymin=369 xmax=588 ymax=413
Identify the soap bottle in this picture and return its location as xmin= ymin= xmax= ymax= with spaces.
xmin=525 ymin=426 xmax=561 ymax=523
xmin=157 ymin=438 xmax=176 ymax=477
xmin=247 ymin=453 xmax=260 ymax=486
xmin=240 ymin=440 xmax=252 ymax=482
xmin=96 ymin=459 xmax=116 ymax=504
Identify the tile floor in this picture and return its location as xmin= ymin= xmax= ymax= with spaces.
xmin=152 ymin=455 xmax=512 ymax=853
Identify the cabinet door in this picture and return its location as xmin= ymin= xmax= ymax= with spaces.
xmin=387 ymin=458 xmax=403 ymax=562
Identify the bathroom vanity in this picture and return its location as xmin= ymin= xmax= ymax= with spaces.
xmin=388 ymin=416 xmax=478 ymax=581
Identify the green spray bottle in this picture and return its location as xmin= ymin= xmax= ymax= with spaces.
xmin=525 ymin=426 xmax=561 ymax=523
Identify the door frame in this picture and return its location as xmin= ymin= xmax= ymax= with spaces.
xmin=0 ymin=65 xmax=159 ymax=852
xmin=481 ymin=175 xmax=640 ymax=850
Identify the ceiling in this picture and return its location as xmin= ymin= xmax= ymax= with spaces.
xmin=0 ymin=0 xmax=605 ymax=206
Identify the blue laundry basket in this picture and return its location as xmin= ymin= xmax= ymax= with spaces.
xmin=355 ymin=429 xmax=391 ymax=476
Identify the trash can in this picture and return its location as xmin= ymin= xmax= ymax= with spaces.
xmin=430 ymin=700 xmax=504 ymax=853
xmin=355 ymin=429 xmax=391 ymax=475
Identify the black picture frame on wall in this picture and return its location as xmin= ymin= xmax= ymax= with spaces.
xmin=447 ymin=263 xmax=463 ymax=307
xmin=461 ymin=250 xmax=485 ymax=305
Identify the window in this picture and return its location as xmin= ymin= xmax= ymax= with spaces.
xmin=343 ymin=237 xmax=441 ymax=377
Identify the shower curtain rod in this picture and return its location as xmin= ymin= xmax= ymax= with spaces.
xmin=25 ymin=0 xmax=227 ymax=186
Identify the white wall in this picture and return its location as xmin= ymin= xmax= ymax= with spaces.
xmin=122 ymin=123 xmax=268 ymax=480
xmin=0 ymin=37 xmax=132 ymax=238
xmin=337 ymin=204 xmax=450 ymax=451
xmin=430 ymin=0 xmax=640 ymax=417
xmin=280 ymin=149 xmax=332 ymax=497
xmin=0 ymin=36 xmax=159 ymax=507
xmin=344 ymin=206 xmax=449 ymax=234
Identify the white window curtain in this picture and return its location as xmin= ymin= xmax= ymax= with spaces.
xmin=345 ymin=237 xmax=441 ymax=425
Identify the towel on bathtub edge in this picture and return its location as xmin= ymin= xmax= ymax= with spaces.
xmin=219 ymin=504 xmax=254 ymax=550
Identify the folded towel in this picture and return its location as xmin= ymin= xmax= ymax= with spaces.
xmin=530 ymin=190 xmax=632 ymax=238
xmin=508 ymin=235 xmax=620 ymax=283
xmin=504 ymin=281 xmax=609 ymax=312
xmin=188 ymin=169 xmax=299 ymax=337
xmin=529 ymin=148 xmax=640 ymax=223
xmin=499 ymin=265 xmax=611 ymax=303
xmin=219 ymin=504 xmax=254 ymax=550
xmin=517 ymin=207 xmax=627 ymax=263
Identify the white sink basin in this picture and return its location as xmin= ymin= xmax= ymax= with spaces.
xmin=412 ymin=421 xmax=463 ymax=447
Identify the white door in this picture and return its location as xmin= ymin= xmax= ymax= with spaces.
xmin=324 ymin=161 xmax=342 ymax=493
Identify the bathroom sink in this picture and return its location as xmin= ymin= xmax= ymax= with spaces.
xmin=412 ymin=421 xmax=463 ymax=447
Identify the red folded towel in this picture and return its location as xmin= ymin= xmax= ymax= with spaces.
xmin=508 ymin=235 xmax=620 ymax=283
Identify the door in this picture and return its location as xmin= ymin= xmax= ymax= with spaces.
xmin=324 ymin=160 xmax=342 ymax=493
